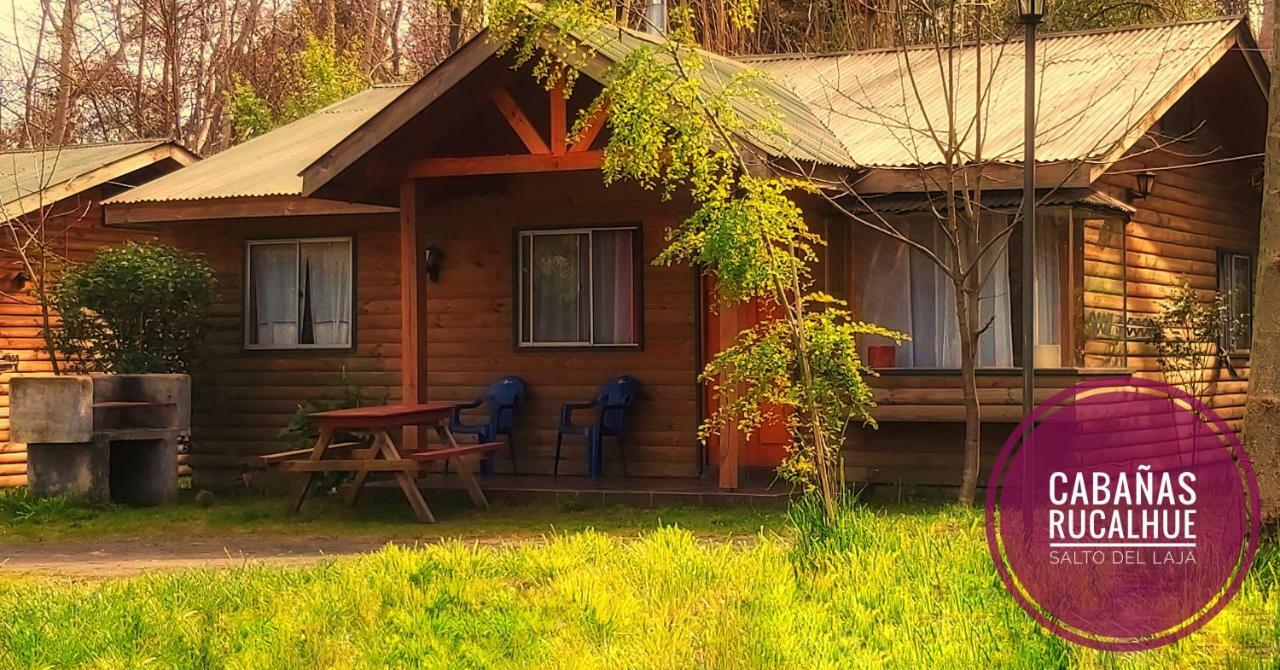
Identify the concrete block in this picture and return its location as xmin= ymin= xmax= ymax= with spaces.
xmin=10 ymin=375 xmax=94 ymax=444
xmin=91 ymin=373 xmax=191 ymax=432
xmin=26 ymin=438 xmax=110 ymax=503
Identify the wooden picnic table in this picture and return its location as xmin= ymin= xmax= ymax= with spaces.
xmin=267 ymin=402 xmax=502 ymax=523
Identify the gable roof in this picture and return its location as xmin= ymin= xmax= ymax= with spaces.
xmin=744 ymin=18 xmax=1262 ymax=171
xmin=301 ymin=24 xmax=855 ymax=196
xmin=1 ymin=139 xmax=196 ymax=221
xmin=107 ymin=86 xmax=406 ymax=205
xmin=305 ymin=17 xmax=1261 ymax=197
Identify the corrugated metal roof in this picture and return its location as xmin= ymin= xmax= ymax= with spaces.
xmin=743 ymin=18 xmax=1245 ymax=168
xmin=573 ymin=24 xmax=856 ymax=167
xmin=843 ymin=187 xmax=1136 ymax=214
xmin=1 ymin=140 xmax=171 ymax=213
xmin=108 ymin=86 xmax=407 ymax=204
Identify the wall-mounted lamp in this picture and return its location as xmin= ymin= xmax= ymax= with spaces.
xmin=13 ymin=271 xmax=31 ymax=290
xmin=424 ymin=245 xmax=443 ymax=282
xmin=1130 ymin=170 xmax=1158 ymax=200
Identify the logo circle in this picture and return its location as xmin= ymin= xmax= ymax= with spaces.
xmin=985 ymin=376 xmax=1260 ymax=651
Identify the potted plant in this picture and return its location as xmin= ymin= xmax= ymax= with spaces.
xmin=10 ymin=242 xmax=216 ymax=503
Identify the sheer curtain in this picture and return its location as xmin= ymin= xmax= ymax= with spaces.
xmin=301 ymin=241 xmax=352 ymax=346
xmin=1034 ymin=212 xmax=1063 ymax=366
xmin=858 ymin=216 xmax=1012 ymax=368
xmin=591 ymin=229 xmax=636 ymax=344
xmin=249 ymin=243 xmax=298 ymax=346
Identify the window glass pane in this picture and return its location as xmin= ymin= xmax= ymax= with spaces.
xmin=856 ymin=215 xmax=1012 ymax=368
xmin=1034 ymin=214 xmax=1061 ymax=348
xmin=249 ymin=242 xmax=299 ymax=346
xmin=300 ymin=241 xmax=352 ymax=346
xmin=520 ymin=236 xmax=532 ymax=343
xmin=1232 ymin=255 xmax=1252 ymax=349
xmin=531 ymin=233 xmax=587 ymax=343
xmin=591 ymin=229 xmax=636 ymax=344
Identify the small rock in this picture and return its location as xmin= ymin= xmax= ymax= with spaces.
xmin=194 ymin=489 xmax=215 ymax=508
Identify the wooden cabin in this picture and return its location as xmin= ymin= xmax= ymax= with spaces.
xmin=0 ymin=140 xmax=196 ymax=486
xmin=103 ymin=18 xmax=1265 ymax=492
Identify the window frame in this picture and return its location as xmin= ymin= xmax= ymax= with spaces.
xmin=243 ymin=235 xmax=356 ymax=352
xmin=1217 ymin=249 xmax=1254 ymax=355
xmin=514 ymin=225 xmax=643 ymax=350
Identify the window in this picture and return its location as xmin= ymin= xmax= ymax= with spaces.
xmin=1218 ymin=250 xmax=1253 ymax=353
xmin=245 ymin=237 xmax=353 ymax=349
xmin=855 ymin=214 xmax=1013 ymax=368
xmin=854 ymin=210 xmax=1070 ymax=369
xmin=517 ymin=227 xmax=640 ymax=347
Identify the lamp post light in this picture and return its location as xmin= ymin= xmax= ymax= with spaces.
xmin=1020 ymin=0 xmax=1043 ymax=420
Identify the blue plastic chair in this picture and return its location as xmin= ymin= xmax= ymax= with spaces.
xmin=555 ymin=376 xmax=641 ymax=479
xmin=449 ymin=376 xmax=527 ymax=474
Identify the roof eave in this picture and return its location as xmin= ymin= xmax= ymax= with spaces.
xmin=3 ymin=141 xmax=198 ymax=222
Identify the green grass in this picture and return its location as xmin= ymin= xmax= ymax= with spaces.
xmin=0 ymin=500 xmax=1276 ymax=668
xmin=0 ymin=487 xmax=783 ymax=543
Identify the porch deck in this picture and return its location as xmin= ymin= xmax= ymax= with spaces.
xmin=404 ymin=474 xmax=794 ymax=508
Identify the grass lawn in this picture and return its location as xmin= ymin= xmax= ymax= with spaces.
xmin=0 ymin=494 xmax=1276 ymax=668
xmin=0 ymin=487 xmax=783 ymax=544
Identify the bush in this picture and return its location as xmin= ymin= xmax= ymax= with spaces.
xmin=48 ymin=242 xmax=217 ymax=373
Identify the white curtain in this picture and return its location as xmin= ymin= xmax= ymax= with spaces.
xmin=858 ymin=216 xmax=1013 ymax=368
xmin=301 ymin=241 xmax=352 ymax=346
xmin=1035 ymin=213 xmax=1062 ymax=346
xmin=591 ymin=229 xmax=636 ymax=344
xmin=250 ymin=243 xmax=298 ymax=345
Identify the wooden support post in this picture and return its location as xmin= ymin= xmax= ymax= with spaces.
xmin=717 ymin=302 xmax=744 ymax=490
xmin=400 ymin=178 xmax=428 ymax=450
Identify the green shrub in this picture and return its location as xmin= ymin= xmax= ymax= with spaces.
xmin=48 ymin=242 xmax=217 ymax=373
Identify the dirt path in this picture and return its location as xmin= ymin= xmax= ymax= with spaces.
xmin=0 ymin=535 xmax=526 ymax=578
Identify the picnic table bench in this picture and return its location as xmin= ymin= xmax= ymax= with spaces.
xmin=263 ymin=403 xmax=502 ymax=523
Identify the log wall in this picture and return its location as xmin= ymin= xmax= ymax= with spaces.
xmin=0 ymin=190 xmax=167 ymax=486
xmin=164 ymin=213 xmax=402 ymax=488
xmin=418 ymin=171 xmax=701 ymax=478
xmin=1091 ymin=137 xmax=1260 ymax=430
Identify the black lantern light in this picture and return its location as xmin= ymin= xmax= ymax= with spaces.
xmin=1131 ymin=170 xmax=1158 ymax=200
xmin=1019 ymin=0 xmax=1045 ymax=22
xmin=424 ymin=245 xmax=443 ymax=282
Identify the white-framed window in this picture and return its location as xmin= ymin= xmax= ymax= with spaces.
xmin=245 ymin=237 xmax=353 ymax=350
xmin=517 ymin=227 xmax=640 ymax=348
xmin=1218 ymin=250 xmax=1253 ymax=353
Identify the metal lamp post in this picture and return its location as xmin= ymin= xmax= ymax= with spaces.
xmin=1020 ymin=0 xmax=1044 ymax=418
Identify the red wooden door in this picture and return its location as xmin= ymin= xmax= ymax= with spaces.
xmin=701 ymin=278 xmax=789 ymax=468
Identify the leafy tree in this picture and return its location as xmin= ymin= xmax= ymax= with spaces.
xmin=227 ymin=32 xmax=366 ymax=141
xmin=280 ymin=33 xmax=366 ymax=124
xmin=226 ymin=78 xmax=274 ymax=143
xmin=491 ymin=1 xmax=900 ymax=518
xmin=47 ymin=242 xmax=217 ymax=374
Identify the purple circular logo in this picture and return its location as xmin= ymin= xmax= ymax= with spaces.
xmin=986 ymin=376 xmax=1260 ymax=651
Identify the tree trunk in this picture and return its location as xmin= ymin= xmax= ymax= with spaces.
xmin=1244 ymin=0 xmax=1280 ymax=520
xmin=50 ymin=0 xmax=80 ymax=144
xmin=956 ymin=264 xmax=982 ymax=505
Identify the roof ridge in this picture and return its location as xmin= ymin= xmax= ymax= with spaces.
xmin=0 ymin=138 xmax=170 ymax=156
xmin=740 ymin=16 xmax=1243 ymax=61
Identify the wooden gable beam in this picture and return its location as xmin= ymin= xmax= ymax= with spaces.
xmin=489 ymin=87 xmax=551 ymax=155
xmin=406 ymin=151 xmax=604 ymax=178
